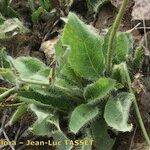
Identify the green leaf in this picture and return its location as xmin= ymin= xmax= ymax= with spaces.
xmin=69 ymin=104 xmax=99 ymax=134
xmin=84 ymin=78 xmax=115 ymax=104
xmin=115 ymin=32 xmax=133 ymax=62
xmin=91 ymin=117 xmax=115 ymax=150
xmin=52 ymin=131 xmax=73 ymax=150
xmin=81 ymin=133 xmax=93 ymax=150
xmin=10 ymin=57 xmax=51 ymax=82
xmin=39 ymin=0 xmax=52 ymax=11
xmin=55 ymin=38 xmax=69 ymax=68
xmin=104 ymin=92 xmax=134 ymax=132
xmin=31 ymin=7 xmax=45 ymax=23
xmin=0 ymin=48 xmax=11 ymax=68
xmin=134 ymin=46 xmax=144 ymax=69
xmin=9 ymin=103 xmax=28 ymax=125
xmin=29 ymin=104 xmax=57 ymax=136
xmin=87 ymin=0 xmax=109 ymax=12
xmin=81 ymin=142 xmax=92 ymax=150
xmin=0 ymin=87 xmax=8 ymax=94
xmin=63 ymin=13 xmax=105 ymax=80
xmin=0 ymin=18 xmax=29 ymax=39
xmin=18 ymin=90 xmax=74 ymax=111
xmin=0 ymin=0 xmax=19 ymax=18
xmin=112 ymin=63 xmax=128 ymax=87
xmin=55 ymin=39 xmax=79 ymax=86
xmin=0 ymin=13 xmax=5 ymax=25
xmin=60 ymin=63 xmax=83 ymax=87
xmin=0 ymin=68 xmax=16 ymax=84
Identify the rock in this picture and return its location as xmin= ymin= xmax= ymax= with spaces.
xmin=132 ymin=0 xmax=150 ymax=20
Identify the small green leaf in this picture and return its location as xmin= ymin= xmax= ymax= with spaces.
xmin=9 ymin=103 xmax=28 ymax=125
xmin=91 ymin=117 xmax=115 ymax=150
xmin=55 ymin=38 xmax=69 ymax=68
xmin=39 ymin=0 xmax=52 ymax=11
xmin=29 ymin=104 xmax=57 ymax=136
xmin=31 ymin=7 xmax=45 ymax=23
xmin=87 ymin=0 xmax=109 ymax=12
xmin=104 ymin=92 xmax=134 ymax=132
xmin=81 ymin=142 xmax=92 ymax=150
xmin=60 ymin=63 xmax=83 ymax=87
xmin=0 ymin=48 xmax=11 ymax=68
xmin=134 ymin=46 xmax=144 ymax=69
xmin=63 ymin=13 xmax=105 ymax=80
xmin=0 ymin=13 xmax=5 ymax=25
xmin=0 ymin=68 xmax=16 ymax=84
xmin=10 ymin=56 xmax=51 ymax=82
xmin=52 ymin=131 xmax=73 ymax=150
xmin=69 ymin=104 xmax=99 ymax=134
xmin=84 ymin=78 xmax=115 ymax=104
xmin=112 ymin=63 xmax=128 ymax=87
xmin=0 ymin=18 xmax=29 ymax=39
xmin=0 ymin=87 xmax=8 ymax=94
xmin=115 ymin=32 xmax=133 ymax=62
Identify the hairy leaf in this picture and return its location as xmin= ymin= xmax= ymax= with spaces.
xmin=9 ymin=103 xmax=28 ymax=125
xmin=31 ymin=7 xmax=45 ymax=23
xmin=0 ymin=48 xmax=11 ymax=68
xmin=84 ymin=78 xmax=115 ymax=104
xmin=63 ymin=13 xmax=105 ymax=80
xmin=69 ymin=104 xmax=99 ymax=134
xmin=0 ymin=68 xmax=16 ymax=84
xmin=134 ymin=46 xmax=144 ymax=69
xmin=104 ymin=92 xmax=134 ymax=132
xmin=112 ymin=63 xmax=128 ymax=87
xmin=0 ymin=18 xmax=29 ymax=39
xmin=115 ymin=32 xmax=133 ymax=62
xmin=0 ymin=87 xmax=8 ymax=94
xmin=87 ymin=0 xmax=109 ymax=12
xmin=0 ymin=13 xmax=5 ymax=25
xmin=18 ymin=90 xmax=74 ymax=111
xmin=10 ymin=57 xmax=50 ymax=82
xmin=52 ymin=131 xmax=73 ymax=150
xmin=0 ymin=0 xmax=19 ymax=18
xmin=60 ymin=63 xmax=83 ymax=87
xmin=29 ymin=104 xmax=57 ymax=136
xmin=81 ymin=142 xmax=92 ymax=150
xmin=91 ymin=117 xmax=115 ymax=150
xmin=39 ymin=0 xmax=52 ymax=11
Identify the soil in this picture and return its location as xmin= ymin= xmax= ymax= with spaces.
xmin=0 ymin=0 xmax=150 ymax=150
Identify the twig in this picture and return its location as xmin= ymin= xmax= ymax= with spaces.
xmin=0 ymin=110 xmax=7 ymax=136
xmin=129 ymin=126 xmax=137 ymax=150
xmin=3 ymin=131 xmax=15 ymax=150
xmin=127 ymin=23 xmax=141 ymax=33
xmin=143 ymin=15 xmax=148 ymax=50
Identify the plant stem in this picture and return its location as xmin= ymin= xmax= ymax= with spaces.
xmin=106 ymin=0 xmax=129 ymax=75
xmin=0 ymin=87 xmax=16 ymax=102
xmin=125 ymin=64 xmax=150 ymax=147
